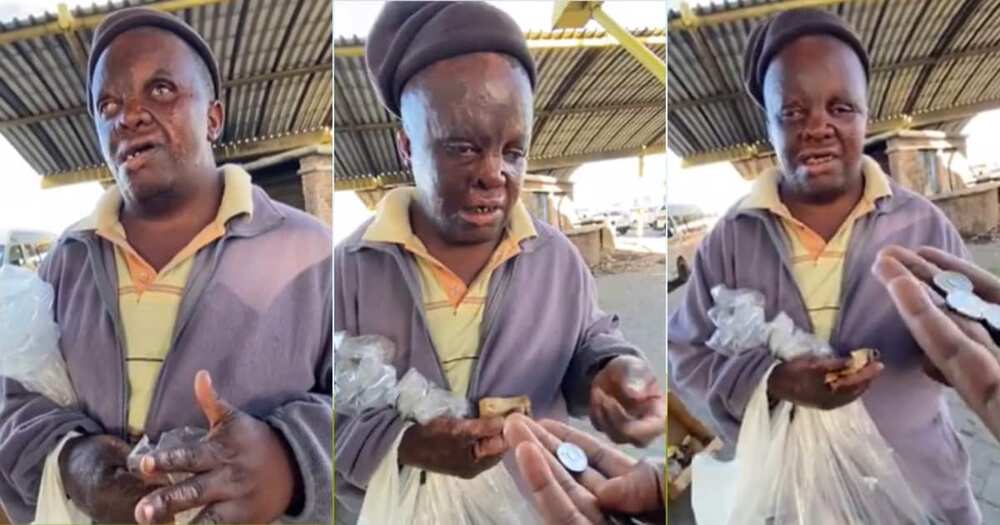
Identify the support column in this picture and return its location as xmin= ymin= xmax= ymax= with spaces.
xmin=298 ymin=153 xmax=332 ymax=225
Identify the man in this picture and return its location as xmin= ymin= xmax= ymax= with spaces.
xmin=0 ymin=7 xmax=332 ymax=524
xmin=334 ymin=1 xmax=663 ymax=521
xmin=668 ymin=8 xmax=978 ymax=523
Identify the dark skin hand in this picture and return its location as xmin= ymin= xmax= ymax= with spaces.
xmin=59 ymin=434 xmax=164 ymax=523
xmin=133 ymin=371 xmax=303 ymax=524
xmin=767 ymin=354 xmax=883 ymax=410
xmin=589 ymin=356 xmax=664 ymax=447
xmin=762 ymin=35 xmax=869 ymax=241
xmin=506 ymin=415 xmax=664 ymax=525
xmin=398 ymin=52 xmax=533 ymax=285
xmin=397 ymin=415 xmax=508 ymax=479
xmin=91 ymin=27 xmax=225 ymax=271
xmin=873 ymin=245 xmax=1000 ymax=440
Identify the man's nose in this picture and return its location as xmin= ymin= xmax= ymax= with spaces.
xmin=474 ymin=153 xmax=506 ymax=189
xmin=118 ymin=97 xmax=152 ymax=130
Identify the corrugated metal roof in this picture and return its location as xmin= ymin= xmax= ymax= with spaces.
xmin=333 ymin=27 xmax=666 ymax=188
xmin=0 ymin=0 xmax=332 ymax=179
xmin=668 ymin=0 xmax=1000 ymax=162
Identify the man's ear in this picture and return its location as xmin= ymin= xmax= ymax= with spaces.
xmin=397 ymin=128 xmax=412 ymax=168
xmin=206 ymin=100 xmax=224 ymax=142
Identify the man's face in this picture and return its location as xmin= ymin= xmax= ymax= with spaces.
xmin=91 ymin=27 xmax=222 ymax=203
xmin=763 ymin=35 xmax=868 ymax=203
xmin=398 ymin=52 xmax=533 ymax=246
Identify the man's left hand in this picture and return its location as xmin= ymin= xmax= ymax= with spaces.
xmin=133 ymin=370 xmax=303 ymax=524
xmin=589 ymin=356 xmax=664 ymax=447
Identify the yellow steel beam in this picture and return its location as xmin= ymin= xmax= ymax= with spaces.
xmin=0 ymin=0 xmax=231 ymax=46
xmin=333 ymin=34 xmax=664 ymax=58
xmin=589 ymin=5 xmax=665 ymax=85
xmin=40 ymin=166 xmax=110 ymax=189
xmin=668 ymin=0 xmax=882 ymax=31
xmin=680 ymin=144 xmax=762 ymax=168
xmin=334 ymin=174 xmax=410 ymax=192
xmin=41 ymin=128 xmax=331 ymax=188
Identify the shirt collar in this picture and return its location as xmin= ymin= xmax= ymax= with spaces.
xmin=738 ymin=155 xmax=893 ymax=218
xmin=71 ymin=164 xmax=255 ymax=235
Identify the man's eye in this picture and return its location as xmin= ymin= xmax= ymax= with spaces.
xmin=98 ymin=100 xmax=119 ymax=116
xmin=152 ymin=83 xmax=173 ymax=97
xmin=505 ymin=149 xmax=525 ymax=162
xmin=446 ymin=144 xmax=477 ymax=156
xmin=780 ymin=108 xmax=803 ymax=120
xmin=832 ymin=104 xmax=854 ymax=114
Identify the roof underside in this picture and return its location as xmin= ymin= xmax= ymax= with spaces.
xmin=0 ymin=0 xmax=332 ymax=183
xmin=669 ymin=0 xmax=1000 ymax=165
xmin=333 ymin=27 xmax=666 ymax=190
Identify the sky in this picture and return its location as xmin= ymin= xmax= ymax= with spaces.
xmin=332 ymin=1 xmax=668 ymax=241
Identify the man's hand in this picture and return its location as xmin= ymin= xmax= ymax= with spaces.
xmin=589 ymin=355 xmax=664 ymax=447
xmin=506 ymin=415 xmax=664 ymax=525
xmin=133 ymin=370 xmax=303 ymax=524
xmin=873 ymin=245 xmax=1000 ymax=440
xmin=59 ymin=434 xmax=163 ymax=523
xmin=397 ymin=415 xmax=507 ymax=479
xmin=767 ymin=354 xmax=882 ymax=410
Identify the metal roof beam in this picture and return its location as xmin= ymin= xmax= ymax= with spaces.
xmin=668 ymin=0 xmax=885 ymax=31
xmin=41 ymin=128 xmax=330 ymax=188
xmin=678 ymin=97 xmax=1000 ymax=166
xmin=0 ymin=63 xmax=331 ymax=129
xmin=0 ymin=0 xmax=233 ymax=46
xmin=528 ymin=143 xmax=665 ymax=171
xmin=334 ymin=100 xmax=665 ymax=133
xmin=333 ymin=34 xmax=665 ymax=58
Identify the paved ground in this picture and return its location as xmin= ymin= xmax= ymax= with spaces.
xmin=572 ymin=230 xmax=667 ymax=461
xmin=666 ymin=242 xmax=1000 ymax=523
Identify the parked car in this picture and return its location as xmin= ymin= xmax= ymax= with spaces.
xmin=1 ymin=229 xmax=56 ymax=271
xmin=667 ymin=207 xmax=714 ymax=285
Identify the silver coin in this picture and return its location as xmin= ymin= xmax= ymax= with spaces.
xmin=984 ymin=303 xmax=1000 ymax=332
xmin=934 ymin=271 xmax=974 ymax=296
xmin=947 ymin=289 xmax=987 ymax=321
xmin=556 ymin=442 xmax=588 ymax=474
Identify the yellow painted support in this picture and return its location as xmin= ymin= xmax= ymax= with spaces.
xmin=0 ymin=0 xmax=231 ymax=45
xmin=589 ymin=5 xmax=665 ymax=84
xmin=551 ymin=0 xmax=665 ymax=85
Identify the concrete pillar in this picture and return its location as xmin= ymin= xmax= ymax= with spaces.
xmin=298 ymin=153 xmax=332 ymax=225
xmin=885 ymin=131 xmax=970 ymax=196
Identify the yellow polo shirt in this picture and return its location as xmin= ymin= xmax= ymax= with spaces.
xmin=363 ymin=187 xmax=537 ymax=397
xmin=739 ymin=158 xmax=892 ymax=341
xmin=80 ymin=166 xmax=254 ymax=433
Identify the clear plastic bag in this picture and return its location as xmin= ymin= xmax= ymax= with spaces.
xmin=0 ymin=265 xmax=76 ymax=408
xmin=698 ymin=286 xmax=932 ymax=524
xmin=333 ymin=332 xmax=468 ymax=423
xmin=127 ymin=427 xmax=208 ymax=524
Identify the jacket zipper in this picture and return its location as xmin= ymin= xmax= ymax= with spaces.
xmin=142 ymin=235 xmax=229 ymax=433
xmin=466 ymin=259 xmax=515 ymax=403
xmin=87 ymin=238 xmax=130 ymax=438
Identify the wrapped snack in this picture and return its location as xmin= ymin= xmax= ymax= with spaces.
xmin=825 ymin=348 xmax=879 ymax=384
xmin=478 ymin=396 xmax=531 ymax=418
xmin=127 ymin=427 xmax=208 ymax=524
xmin=0 ymin=265 xmax=77 ymax=408
xmin=706 ymin=286 xmax=772 ymax=353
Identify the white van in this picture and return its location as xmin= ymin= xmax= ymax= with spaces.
xmin=1 ymin=230 xmax=57 ymax=271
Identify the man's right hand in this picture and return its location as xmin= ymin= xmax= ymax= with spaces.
xmin=397 ymin=416 xmax=507 ymax=479
xmin=767 ymin=354 xmax=883 ymax=410
xmin=58 ymin=434 xmax=162 ymax=523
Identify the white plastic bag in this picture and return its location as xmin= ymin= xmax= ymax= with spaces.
xmin=694 ymin=286 xmax=931 ymax=524
xmin=359 ymin=424 xmax=539 ymax=525
xmin=0 ymin=264 xmax=76 ymax=408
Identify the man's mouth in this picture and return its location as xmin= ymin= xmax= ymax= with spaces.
xmin=803 ymin=154 xmax=836 ymax=166
xmin=117 ymin=141 xmax=160 ymax=168
xmin=458 ymin=204 xmax=504 ymax=227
